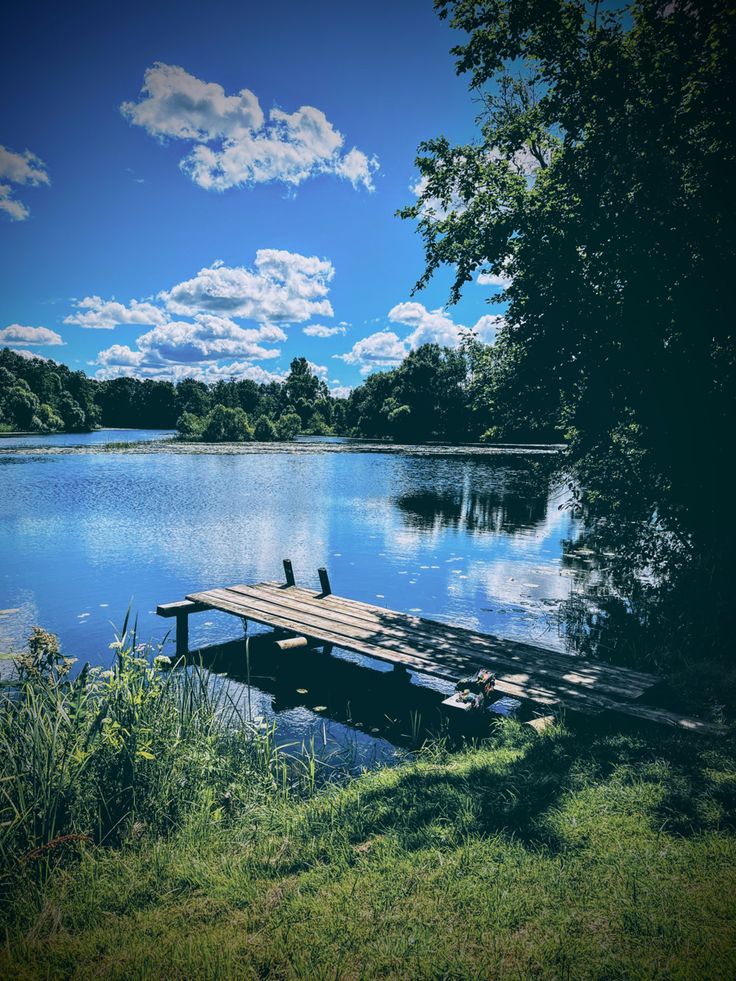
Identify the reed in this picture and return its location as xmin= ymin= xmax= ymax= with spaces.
xmin=0 ymin=621 xmax=321 ymax=893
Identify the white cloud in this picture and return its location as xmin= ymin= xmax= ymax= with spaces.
xmin=477 ymin=271 xmax=511 ymax=289
xmin=303 ymin=323 xmax=346 ymax=338
xmin=161 ymin=250 xmax=334 ymax=322
xmin=329 ymin=385 xmax=352 ymax=399
xmin=122 ymin=63 xmax=378 ymax=192
xmin=95 ymin=359 xmax=286 ymax=384
xmin=0 ymin=324 xmax=64 ymax=346
xmin=0 ymin=146 xmax=50 ymax=221
xmin=7 ymin=348 xmax=53 ymax=362
xmin=389 ymin=302 xmax=502 ymax=348
xmin=306 ymin=360 xmax=328 ymax=379
xmin=96 ymin=315 xmax=283 ymax=368
xmin=336 ymin=330 xmax=407 ymax=375
xmin=64 ymin=296 xmax=170 ymax=330
xmin=337 ymin=303 xmax=504 ymax=374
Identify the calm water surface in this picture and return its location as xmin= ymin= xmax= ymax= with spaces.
xmin=0 ymin=428 xmax=175 ymax=449
xmin=0 ymin=446 xmax=581 ymax=765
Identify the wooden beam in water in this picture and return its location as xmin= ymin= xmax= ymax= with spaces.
xmin=156 ymin=599 xmax=211 ymax=658
xmin=283 ymin=559 xmax=295 ymax=588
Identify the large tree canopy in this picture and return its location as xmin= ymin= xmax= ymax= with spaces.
xmin=402 ymin=0 xmax=735 ymax=540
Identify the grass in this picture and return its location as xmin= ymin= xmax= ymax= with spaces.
xmin=1 ymin=629 xmax=735 ymax=978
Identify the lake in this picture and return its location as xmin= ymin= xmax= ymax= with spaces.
xmin=1 ymin=432 xmax=581 ymax=767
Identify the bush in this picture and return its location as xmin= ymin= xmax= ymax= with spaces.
xmin=176 ymin=410 xmax=204 ymax=440
xmin=276 ymin=411 xmax=301 ymax=440
xmin=201 ymin=405 xmax=254 ymax=442
xmin=305 ymin=411 xmax=331 ymax=435
xmin=254 ymin=414 xmax=278 ymax=441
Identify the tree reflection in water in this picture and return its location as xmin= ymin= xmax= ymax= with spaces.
xmin=393 ymin=456 xmax=555 ymax=536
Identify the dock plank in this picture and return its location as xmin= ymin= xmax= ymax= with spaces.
xmin=173 ymin=579 xmax=722 ymax=734
xmin=187 ymin=584 xmax=655 ymax=716
xmin=243 ymin=583 xmax=657 ymax=699
xmin=221 ymin=584 xmax=643 ymax=703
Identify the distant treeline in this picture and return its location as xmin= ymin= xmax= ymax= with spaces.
xmin=1 ymin=343 xmax=554 ymax=443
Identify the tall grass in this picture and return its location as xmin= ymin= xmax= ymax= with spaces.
xmin=0 ymin=622 xmax=320 ymax=893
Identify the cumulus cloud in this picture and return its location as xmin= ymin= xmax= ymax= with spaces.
xmin=302 ymin=323 xmax=346 ymax=338
xmin=122 ymin=63 xmax=378 ymax=192
xmin=477 ymin=270 xmax=512 ymax=289
xmin=96 ymin=315 xmax=283 ymax=368
xmin=337 ymin=330 xmax=407 ymax=375
xmin=337 ymin=303 xmax=504 ymax=374
xmin=0 ymin=324 xmax=64 ymax=346
xmin=306 ymin=360 xmax=328 ymax=379
xmin=161 ymin=250 xmax=334 ymax=322
xmin=95 ymin=359 xmax=286 ymax=385
xmin=0 ymin=145 xmax=50 ymax=221
xmin=64 ymin=296 xmax=170 ymax=329
xmin=410 ymin=174 xmax=467 ymax=222
xmin=76 ymin=248 xmax=339 ymax=382
xmin=389 ymin=302 xmax=501 ymax=348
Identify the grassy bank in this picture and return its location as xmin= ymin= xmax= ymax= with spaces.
xmin=1 ymin=632 xmax=735 ymax=978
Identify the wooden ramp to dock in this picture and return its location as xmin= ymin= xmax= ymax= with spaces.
xmin=158 ymin=562 xmax=723 ymax=735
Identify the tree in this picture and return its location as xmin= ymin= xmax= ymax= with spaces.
xmin=176 ymin=411 xmax=204 ymax=440
xmin=6 ymin=381 xmax=40 ymax=430
xmin=57 ymin=392 xmax=87 ymax=432
xmin=276 ymin=411 xmax=302 ymax=441
xmin=284 ymin=358 xmax=330 ymax=425
xmin=401 ymin=0 xmax=736 ymax=669
xmin=201 ymin=405 xmax=254 ymax=442
xmin=176 ymin=379 xmax=211 ymax=418
xmin=403 ymin=0 xmax=735 ymax=518
xmin=254 ymin=414 xmax=278 ymax=441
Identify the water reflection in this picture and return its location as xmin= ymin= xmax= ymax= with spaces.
xmin=1 ymin=446 xmax=582 ymax=762
xmin=396 ymin=488 xmax=548 ymax=535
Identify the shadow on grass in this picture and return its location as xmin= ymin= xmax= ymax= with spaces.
xmin=287 ymin=720 xmax=736 ymax=871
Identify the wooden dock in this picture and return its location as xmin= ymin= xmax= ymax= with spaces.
xmin=157 ymin=561 xmax=723 ymax=735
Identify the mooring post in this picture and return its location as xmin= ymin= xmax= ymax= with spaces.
xmin=318 ymin=566 xmax=332 ymax=596
xmin=175 ymin=609 xmax=189 ymax=658
xmin=283 ymin=558 xmax=295 ymax=587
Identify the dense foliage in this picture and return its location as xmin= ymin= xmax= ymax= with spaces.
xmin=0 ymin=349 xmax=99 ymax=433
xmin=1 ymin=345 xmax=551 ymax=443
xmin=400 ymin=0 xmax=736 ymax=671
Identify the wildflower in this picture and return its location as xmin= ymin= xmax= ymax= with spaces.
xmin=153 ymin=654 xmax=171 ymax=666
xmin=109 ymin=640 xmax=123 ymax=650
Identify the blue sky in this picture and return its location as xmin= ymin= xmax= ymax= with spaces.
xmin=0 ymin=0 xmax=507 ymax=393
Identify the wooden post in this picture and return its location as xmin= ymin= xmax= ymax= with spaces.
xmin=175 ymin=610 xmax=189 ymax=658
xmin=283 ymin=558 xmax=295 ymax=587
xmin=318 ymin=567 xmax=332 ymax=596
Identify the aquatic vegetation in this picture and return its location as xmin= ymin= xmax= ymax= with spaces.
xmin=0 ymin=622 xmax=323 ymax=891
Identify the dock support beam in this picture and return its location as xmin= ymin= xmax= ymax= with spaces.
xmin=318 ymin=567 xmax=332 ymax=596
xmin=175 ymin=611 xmax=189 ymax=658
xmin=156 ymin=599 xmax=210 ymax=659
xmin=283 ymin=558 xmax=295 ymax=587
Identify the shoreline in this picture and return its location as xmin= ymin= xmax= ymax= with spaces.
xmin=0 ymin=438 xmax=565 ymax=458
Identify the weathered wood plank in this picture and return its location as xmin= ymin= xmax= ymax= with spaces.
xmin=254 ymin=582 xmax=659 ymax=691
xmin=188 ymin=586 xmax=633 ymax=714
xmin=156 ymin=600 xmax=210 ymax=618
xmin=222 ymin=584 xmax=652 ymax=703
xmin=178 ymin=579 xmax=721 ymax=734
